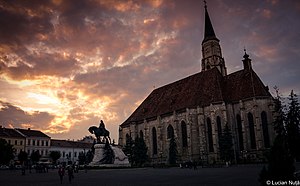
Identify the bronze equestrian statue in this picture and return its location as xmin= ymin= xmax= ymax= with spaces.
xmin=88 ymin=120 xmax=111 ymax=144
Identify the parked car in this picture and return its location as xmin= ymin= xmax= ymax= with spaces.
xmin=0 ymin=165 xmax=9 ymax=170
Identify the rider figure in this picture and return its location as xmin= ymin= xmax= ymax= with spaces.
xmin=99 ymin=120 xmax=105 ymax=130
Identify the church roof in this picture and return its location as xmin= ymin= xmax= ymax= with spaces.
xmin=121 ymin=68 xmax=271 ymax=127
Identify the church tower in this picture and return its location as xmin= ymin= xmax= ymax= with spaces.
xmin=201 ymin=2 xmax=227 ymax=76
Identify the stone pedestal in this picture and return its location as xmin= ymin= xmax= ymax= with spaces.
xmin=89 ymin=144 xmax=130 ymax=167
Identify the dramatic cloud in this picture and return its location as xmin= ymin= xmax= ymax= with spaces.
xmin=0 ymin=0 xmax=299 ymax=140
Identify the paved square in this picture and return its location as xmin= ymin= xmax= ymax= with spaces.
xmin=0 ymin=165 xmax=266 ymax=186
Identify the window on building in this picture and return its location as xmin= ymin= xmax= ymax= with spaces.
xmin=261 ymin=111 xmax=270 ymax=148
xmin=8 ymin=140 xmax=11 ymax=144
xmin=167 ymin=125 xmax=174 ymax=139
xmin=207 ymin=118 xmax=214 ymax=152
xmin=33 ymin=140 xmax=35 ymax=146
xmin=63 ymin=151 xmax=65 ymax=157
xmin=15 ymin=140 xmax=17 ymax=145
xmin=152 ymin=127 xmax=158 ymax=155
xmin=20 ymin=141 xmax=23 ymax=145
xmin=37 ymin=140 xmax=40 ymax=146
xmin=41 ymin=150 xmax=43 ymax=156
xmin=41 ymin=140 xmax=44 ymax=146
xmin=216 ymin=116 xmax=222 ymax=139
xmin=45 ymin=141 xmax=48 ymax=146
xmin=74 ymin=152 xmax=77 ymax=157
xmin=181 ymin=121 xmax=188 ymax=147
xmin=139 ymin=130 xmax=144 ymax=139
xmin=236 ymin=114 xmax=244 ymax=151
xmin=68 ymin=152 xmax=71 ymax=158
xmin=248 ymin=112 xmax=256 ymax=149
xmin=27 ymin=139 xmax=30 ymax=145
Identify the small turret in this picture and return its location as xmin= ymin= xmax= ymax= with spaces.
xmin=242 ymin=49 xmax=252 ymax=70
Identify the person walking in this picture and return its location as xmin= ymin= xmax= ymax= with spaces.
xmin=58 ymin=166 xmax=65 ymax=184
xmin=67 ymin=165 xmax=74 ymax=183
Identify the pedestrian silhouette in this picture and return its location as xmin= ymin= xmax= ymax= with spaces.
xmin=67 ymin=165 xmax=74 ymax=183
xmin=58 ymin=166 xmax=65 ymax=184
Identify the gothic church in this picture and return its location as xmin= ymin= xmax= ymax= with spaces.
xmin=119 ymin=3 xmax=275 ymax=164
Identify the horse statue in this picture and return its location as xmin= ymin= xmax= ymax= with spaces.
xmin=88 ymin=120 xmax=111 ymax=144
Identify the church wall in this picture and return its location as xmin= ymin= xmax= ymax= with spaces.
xmin=229 ymin=97 xmax=275 ymax=162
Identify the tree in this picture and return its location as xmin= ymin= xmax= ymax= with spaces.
xmin=78 ymin=152 xmax=86 ymax=165
xmin=30 ymin=150 xmax=41 ymax=163
xmin=0 ymin=138 xmax=14 ymax=165
xmin=286 ymin=90 xmax=300 ymax=160
xmin=132 ymin=137 xmax=148 ymax=167
xmin=18 ymin=150 xmax=28 ymax=165
xmin=168 ymin=136 xmax=177 ymax=165
xmin=219 ymin=124 xmax=234 ymax=162
xmin=273 ymin=86 xmax=286 ymax=136
xmin=259 ymin=88 xmax=296 ymax=185
xmin=123 ymin=135 xmax=134 ymax=165
xmin=49 ymin=151 xmax=61 ymax=164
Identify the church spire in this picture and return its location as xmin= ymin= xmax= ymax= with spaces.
xmin=203 ymin=0 xmax=218 ymax=43
xmin=201 ymin=1 xmax=227 ymax=76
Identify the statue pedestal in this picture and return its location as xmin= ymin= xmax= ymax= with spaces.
xmin=89 ymin=144 xmax=130 ymax=167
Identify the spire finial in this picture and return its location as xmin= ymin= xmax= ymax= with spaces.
xmin=243 ymin=47 xmax=249 ymax=59
xmin=204 ymin=0 xmax=207 ymax=9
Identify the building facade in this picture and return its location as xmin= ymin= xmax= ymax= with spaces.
xmin=0 ymin=127 xmax=26 ymax=156
xmin=119 ymin=4 xmax=275 ymax=164
xmin=50 ymin=139 xmax=93 ymax=164
xmin=15 ymin=128 xmax=51 ymax=158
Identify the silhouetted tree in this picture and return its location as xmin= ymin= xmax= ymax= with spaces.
xmin=168 ymin=136 xmax=177 ymax=165
xmin=18 ymin=150 xmax=28 ymax=165
xmin=286 ymin=90 xmax=300 ymax=160
xmin=132 ymin=137 xmax=148 ymax=167
xmin=259 ymin=87 xmax=296 ymax=185
xmin=0 ymin=139 xmax=14 ymax=165
xmin=78 ymin=152 xmax=86 ymax=165
xmin=49 ymin=151 xmax=61 ymax=165
xmin=123 ymin=135 xmax=134 ymax=165
xmin=30 ymin=150 xmax=41 ymax=163
xmin=85 ymin=150 xmax=93 ymax=164
xmin=219 ymin=124 xmax=234 ymax=162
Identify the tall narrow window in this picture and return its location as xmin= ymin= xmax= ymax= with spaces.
xmin=236 ymin=114 xmax=244 ymax=151
xmin=216 ymin=116 xmax=222 ymax=139
xmin=181 ymin=121 xmax=188 ymax=147
xmin=248 ymin=113 xmax=256 ymax=149
xmin=167 ymin=125 xmax=174 ymax=139
xmin=139 ymin=130 xmax=144 ymax=139
xmin=152 ymin=127 xmax=158 ymax=155
xmin=261 ymin=111 xmax=270 ymax=148
xmin=207 ymin=118 xmax=214 ymax=152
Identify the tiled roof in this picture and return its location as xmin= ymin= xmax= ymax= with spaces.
xmin=16 ymin=128 xmax=50 ymax=138
xmin=121 ymin=67 xmax=271 ymax=127
xmin=0 ymin=127 xmax=25 ymax=139
xmin=51 ymin=139 xmax=93 ymax=149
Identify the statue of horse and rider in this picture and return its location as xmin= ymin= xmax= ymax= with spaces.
xmin=88 ymin=120 xmax=111 ymax=144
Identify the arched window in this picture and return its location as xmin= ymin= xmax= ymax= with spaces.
xmin=248 ymin=113 xmax=256 ymax=149
xmin=261 ymin=111 xmax=270 ymax=148
xmin=181 ymin=121 xmax=188 ymax=147
xmin=126 ymin=134 xmax=130 ymax=141
xmin=152 ymin=127 xmax=158 ymax=155
xmin=167 ymin=125 xmax=174 ymax=139
xmin=207 ymin=118 xmax=214 ymax=152
xmin=236 ymin=114 xmax=244 ymax=151
xmin=139 ymin=130 xmax=144 ymax=139
xmin=216 ymin=116 xmax=222 ymax=138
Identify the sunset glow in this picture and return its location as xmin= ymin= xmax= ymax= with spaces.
xmin=0 ymin=0 xmax=299 ymax=141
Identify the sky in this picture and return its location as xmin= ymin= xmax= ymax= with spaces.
xmin=0 ymin=0 xmax=300 ymax=142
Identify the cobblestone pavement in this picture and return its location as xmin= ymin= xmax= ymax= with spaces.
xmin=0 ymin=165 xmax=272 ymax=186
